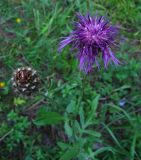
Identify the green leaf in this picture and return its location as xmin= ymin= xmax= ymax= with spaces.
xmin=86 ymin=95 xmax=100 ymax=126
xmin=14 ymin=97 xmax=26 ymax=106
xmin=91 ymin=95 xmax=100 ymax=113
xmin=66 ymin=100 xmax=76 ymax=113
xmin=113 ymin=85 xmax=131 ymax=92
xmin=79 ymin=107 xmax=85 ymax=129
xmin=83 ymin=130 xmax=101 ymax=138
xmin=102 ymin=123 xmax=123 ymax=149
xmin=64 ymin=121 xmax=73 ymax=137
xmin=109 ymin=104 xmax=132 ymax=123
xmin=34 ymin=107 xmax=64 ymax=126
xmin=25 ymin=155 xmax=33 ymax=160
xmin=93 ymin=147 xmax=115 ymax=156
xmin=130 ymin=134 xmax=137 ymax=160
xmin=60 ymin=144 xmax=80 ymax=160
xmin=57 ymin=142 xmax=69 ymax=150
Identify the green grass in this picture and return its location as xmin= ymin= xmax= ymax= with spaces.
xmin=0 ymin=0 xmax=141 ymax=159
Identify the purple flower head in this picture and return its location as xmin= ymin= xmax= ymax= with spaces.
xmin=59 ymin=13 xmax=120 ymax=73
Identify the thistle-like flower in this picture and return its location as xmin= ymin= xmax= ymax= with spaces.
xmin=59 ymin=13 xmax=120 ymax=73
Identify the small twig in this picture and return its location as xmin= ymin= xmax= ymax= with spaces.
xmin=99 ymin=97 xmax=109 ymax=101
xmin=24 ymin=98 xmax=46 ymax=113
xmin=0 ymin=129 xmax=13 ymax=142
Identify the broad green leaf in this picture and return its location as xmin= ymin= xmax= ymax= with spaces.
xmin=91 ymin=95 xmax=100 ymax=113
xmin=60 ymin=144 xmax=80 ymax=160
xmin=34 ymin=107 xmax=64 ymax=126
xmin=86 ymin=95 xmax=100 ymax=127
xmin=66 ymin=100 xmax=76 ymax=113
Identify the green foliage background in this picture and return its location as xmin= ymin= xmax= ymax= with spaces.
xmin=0 ymin=0 xmax=141 ymax=159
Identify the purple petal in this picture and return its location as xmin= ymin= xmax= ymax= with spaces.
xmin=109 ymin=49 xmax=120 ymax=65
xmin=102 ymin=48 xmax=111 ymax=68
xmin=102 ymin=47 xmax=120 ymax=68
xmin=58 ymin=36 xmax=73 ymax=52
xmin=78 ymin=46 xmax=96 ymax=73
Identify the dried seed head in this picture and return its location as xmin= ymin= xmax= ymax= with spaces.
xmin=11 ymin=67 xmax=40 ymax=96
